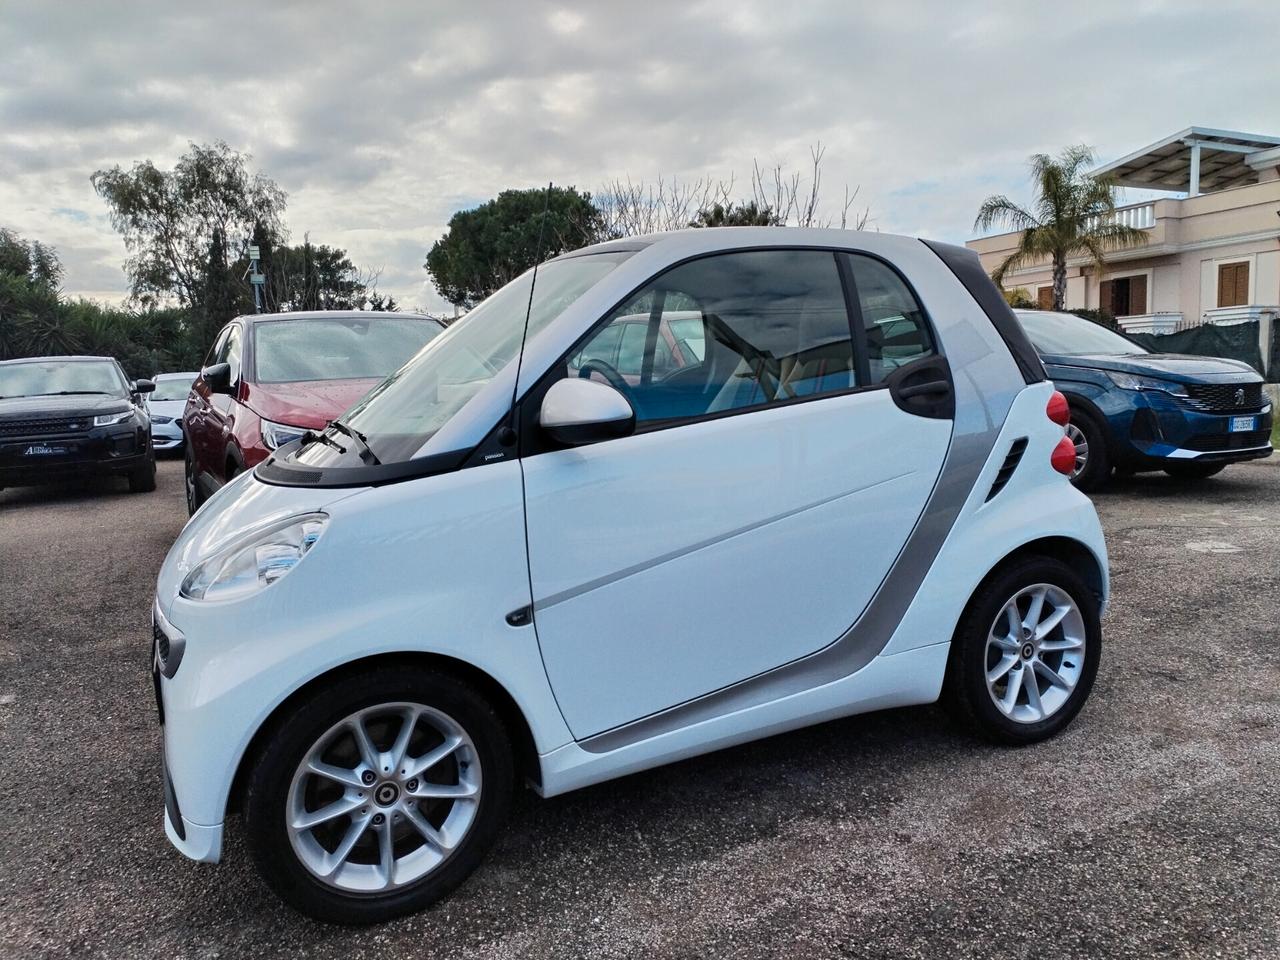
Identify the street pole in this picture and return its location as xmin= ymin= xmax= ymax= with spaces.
xmin=248 ymin=244 xmax=265 ymax=313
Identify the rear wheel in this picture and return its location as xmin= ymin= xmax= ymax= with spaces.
xmin=128 ymin=452 xmax=157 ymax=493
xmin=943 ymin=556 xmax=1101 ymax=745
xmin=1163 ymin=462 xmax=1226 ymax=480
xmin=244 ymin=666 xmax=514 ymax=924
xmin=1065 ymin=407 xmax=1110 ymax=492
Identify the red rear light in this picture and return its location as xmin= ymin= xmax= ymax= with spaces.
xmin=1046 ymin=390 xmax=1070 ymax=426
xmin=1051 ymin=436 xmax=1076 ymax=476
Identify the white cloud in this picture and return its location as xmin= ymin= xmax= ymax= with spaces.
xmin=0 ymin=0 xmax=1277 ymax=311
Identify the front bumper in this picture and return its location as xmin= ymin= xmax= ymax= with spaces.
xmin=0 ymin=425 xmax=150 ymax=485
xmin=1115 ymin=393 xmax=1273 ymax=467
xmin=153 ymin=601 xmax=223 ymax=863
xmin=151 ymin=421 xmax=184 ymax=450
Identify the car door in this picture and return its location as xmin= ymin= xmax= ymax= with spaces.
xmin=522 ymin=248 xmax=954 ymax=739
xmin=205 ymin=322 xmax=244 ymax=480
xmin=188 ymin=326 xmax=230 ymax=483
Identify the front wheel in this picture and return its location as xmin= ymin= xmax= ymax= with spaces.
xmin=1065 ymin=407 xmax=1110 ymax=492
xmin=244 ymin=666 xmax=514 ymax=924
xmin=943 ymin=556 xmax=1101 ymax=745
xmin=1163 ymin=462 xmax=1226 ymax=480
xmin=184 ymin=444 xmax=204 ymax=515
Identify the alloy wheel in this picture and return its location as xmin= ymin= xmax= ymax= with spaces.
xmin=1065 ymin=422 xmax=1088 ymax=479
xmin=984 ymin=583 xmax=1086 ymax=724
xmin=286 ymin=702 xmax=482 ymax=893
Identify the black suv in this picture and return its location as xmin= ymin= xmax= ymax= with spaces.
xmin=0 ymin=356 xmax=157 ymax=494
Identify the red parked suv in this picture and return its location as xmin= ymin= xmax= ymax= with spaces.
xmin=183 ymin=310 xmax=443 ymax=514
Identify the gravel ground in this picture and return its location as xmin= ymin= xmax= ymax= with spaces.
xmin=2 ymin=457 xmax=1278 ymax=959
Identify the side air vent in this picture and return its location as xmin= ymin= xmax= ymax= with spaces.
xmin=986 ymin=437 xmax=1028 ymax=502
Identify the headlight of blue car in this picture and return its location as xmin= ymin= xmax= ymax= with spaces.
xmin=1104 ymin=371 xmax=1188 ymax=397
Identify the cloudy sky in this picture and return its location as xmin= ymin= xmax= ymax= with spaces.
xmin=1 ymin=0 xmax=1277 ymax=312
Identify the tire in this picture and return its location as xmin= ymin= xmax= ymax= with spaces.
xmin=1065 ymin=406 xmax=1110 ymax=492
xmin=243 ymin=665 xmax=515 ymax=925
xmin=184 ymin=444 xmax=204 ymax=516
xmin=128 ymin=452 xmax=157 ymax=493
xmin=943 ymin=556 xmax=1101 ymax=746
xmin=1163 ymin=462 xmax=1226 ymax=480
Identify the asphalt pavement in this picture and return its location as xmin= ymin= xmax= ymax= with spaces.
xmin=2 ymin=456 xmax=1278 ymax=959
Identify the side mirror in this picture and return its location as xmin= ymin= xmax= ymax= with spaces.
xmin=539 ymin=378 xmax=635 ymax=446
xmin=202 ymin=362 xmax=233 ymax=395
xmin=132 ymin=378 xmax=156 ymax=394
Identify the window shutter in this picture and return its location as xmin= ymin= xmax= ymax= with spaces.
xmin=1130 ymin=275 xmax=1147 ymax=315
xmin=1218 ymin=263 xmax=1250 ymax=308
xmin=1099 ymin=280 xmax=1113 ymax=315
xmin=1037 ymin=286 xmax=1053 ymax=310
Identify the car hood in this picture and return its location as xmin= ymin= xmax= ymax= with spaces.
xmin=147 ymin=398 xmax=188 ymax=419
xmin=0 ymin=393 xmax=131 ymax=421
xmin=242 ymin=378 xmax=381 ymax=429
xmin=1042 ymin=352 xmax=1261 ymax=384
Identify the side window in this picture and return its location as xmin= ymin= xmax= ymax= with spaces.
xmin=567 ymin=250 xmax=857 ymax=425
xmin=616 ymin=322 xmax=674 ymax=378
xmin=844 ymin=255 xmax=935 ymax=383
xmin=572 ymin=322 xmax=622 ymax=371
xmin=222 ymin=325 xmax=243 ymax=383
xmin=205 ymin=328 xmax=229 ymax=369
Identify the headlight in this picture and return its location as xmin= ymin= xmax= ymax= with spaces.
xmin=261 ymin=418 xmax=309 ymax=450
xmin=94 ymin=410 xmax=135 ymax=426
xmin=1105 ymin=371 xmax=1188 ymax=397
xmin=180 ymin=513 xmax=327 ymax=602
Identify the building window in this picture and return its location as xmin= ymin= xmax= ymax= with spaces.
xmin=1099 ymin=275 xmax=1147 ymax=317
xmin=1036 ymin=286 xmax=1053 ymax=310
xmin=1217 ymin=262 xmax=1250 ymax=308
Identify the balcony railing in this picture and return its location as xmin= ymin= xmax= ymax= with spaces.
xmin=1086 ymin=202 xmax=1156 ymax=231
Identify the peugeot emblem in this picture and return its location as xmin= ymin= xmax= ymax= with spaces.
xmin=1234 ymin=387 xmax=1245 ymax=405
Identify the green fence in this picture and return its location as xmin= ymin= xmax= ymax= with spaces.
xmin=1128 ymin=320 xmax=1272 ymax=380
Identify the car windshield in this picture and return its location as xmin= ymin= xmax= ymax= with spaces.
xmin=150 ymin=377 xmax=195 ymax=401
xmin=0 ymin=359 xmax=128 ymax=399
xmin=1018 ymin=311 xmax=1149 ymax=357
xmin=253 ymin=317 xmax=443 ymax=384
xmin=292 ymin=251 xmax=632 ymax=466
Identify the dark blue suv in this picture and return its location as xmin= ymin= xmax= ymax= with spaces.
xmin=1015 ymin=310 xmax=1273 ymax=490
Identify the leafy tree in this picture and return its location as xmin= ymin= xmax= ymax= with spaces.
xmin=202 ymin=228 xmax=238 ymax=344
xmin=690 ymin=200 xmax=781 ymax=227
xmin=91 ymin=141 xmax=286 ymax=307
xmin=974 ymin=145 xmax=1147 ymax=310
xmin=232 ymin=238 xmax=377 ymax=312
xmin=0 ymin=227 xmax=63 ymax=290
xmin=425 ymin=186 xmax=603 ymax=309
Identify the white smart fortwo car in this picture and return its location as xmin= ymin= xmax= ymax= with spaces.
xmin=152 ymin=229 xmax=1107 ymax=923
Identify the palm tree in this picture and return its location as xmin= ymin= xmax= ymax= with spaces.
xmin=974 ymin=145 xmax=1147 ymax=311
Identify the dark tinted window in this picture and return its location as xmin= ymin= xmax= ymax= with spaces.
xmin=569 ymin=249 xmax=856 ymax=424
xmin=844 ymin=255 xmax=935 ymax=382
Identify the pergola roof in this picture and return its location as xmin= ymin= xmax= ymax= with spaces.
xmin=1093 ymin=127 xmax=1280 ymax=193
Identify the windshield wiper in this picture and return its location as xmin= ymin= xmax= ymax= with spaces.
xmin=329 ymin=418 xmax=381 ymax=465
xmin=300 ymin=429 xmax=347 ymax=455
xmin=32 ymin=390 xmax=113 ymax=397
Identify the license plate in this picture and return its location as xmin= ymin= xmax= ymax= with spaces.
xmin=1230 ymin=416 xmax=1256 ymax=433
xmin=23 ymin=443 xmax=69 ymax=456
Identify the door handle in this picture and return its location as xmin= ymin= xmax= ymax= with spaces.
xmin=897 ymin=379 xmax=951 ymax=399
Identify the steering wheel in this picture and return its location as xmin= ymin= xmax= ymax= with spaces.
xmin=577 ymin=359 xmax=635 ymax=400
